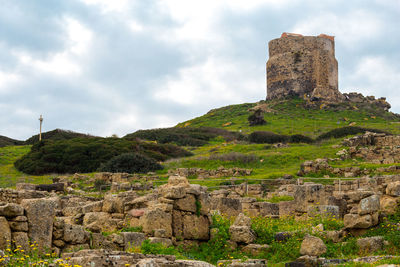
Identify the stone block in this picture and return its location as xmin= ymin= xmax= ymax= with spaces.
xmin=0 ymin=203 xmax=24 ymax=218
xmin=0 ymin=217 xmax=11 ymax=250
xmin=21 ymin=198 xmax=56 ymax=253
xmin=122 ymin=232 xmax=146 ymax=249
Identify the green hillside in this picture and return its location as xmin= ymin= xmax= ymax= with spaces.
xmin=1 ymin=97 xmax=400 ymax=188
xmin=25 ymin=128 xmax=96 ymax=144
xmin=177 ymin=98 xmax=400 ymax=136
xmin=0 ymin=135 xmax=24 ymax=148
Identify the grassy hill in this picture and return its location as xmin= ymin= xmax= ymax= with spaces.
xmin=177 ymin=98 xmax=400 ymax=136
xmin=25 ymin=128 xmax=96 ymax=144
xmin=1 ymin=97 xmax=400 ymax=188
xmin=0 ymin=135 xmax=24 ymax=148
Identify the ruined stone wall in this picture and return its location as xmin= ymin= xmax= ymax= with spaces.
xmin=344 ymin=133 xmax=400 ymax=164
xmin=266 ymin=33 xmax=343 ymax=102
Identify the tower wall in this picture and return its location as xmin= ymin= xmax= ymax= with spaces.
xmin=266 ymin=34 xmax=342 ymax=101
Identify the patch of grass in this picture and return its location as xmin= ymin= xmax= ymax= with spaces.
xmin=0 ymin=145 xmax=52 ymax=188
xmin=177 ymin=98 xmax=400 ymax=137
xmin=263 ymin=195 xmax=294 ymax=203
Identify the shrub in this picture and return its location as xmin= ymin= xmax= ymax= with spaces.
xmin=249 ymin=131 xmax=288 ymax=144
xmin=98 ymin=152 xmax=163 ymax=173
xmin=316 ymin=126 xmax=389 ymax=141
xmin=25 ymin=128 xmax=95 ymax=144
xmin=248 ymin=110 xmax=266 ymax=126
xmin=14 ymin=138 xmax=190 ymax=175
xmin=94 ymin=179 xmax=109 ymax=191
xmin=141 ymin=240 xmax=179 ymax=256
xmin=124 ymin=127 xmax=242 ymax=146
xmin=288 ymin=134 xmax=314 ymax=144
xmin=209 ymin=152 xmax=258 ymax=164
xmin=0 ymin=135 xmax=24 ymax=148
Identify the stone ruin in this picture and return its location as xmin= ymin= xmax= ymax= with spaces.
xmin=265 ymin=33 xmax=392 ymax=109
xmin=1 ymin=171 xmax=400 ymax=266
xmin=266 ymin=33 xmax=343 ymax=102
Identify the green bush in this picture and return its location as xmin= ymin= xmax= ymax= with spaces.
xmin=124 ymin=127 xmax=242 ymax=146
xmin=14 ymin=138 xmax=191 ymax=175
xmin=249 ymin=131 xmax=288 ymax=144
xmin=0 ymin=135 xmax=24 ymax=148
xmin=25 ymin=128 xmax=95 ymax=144
xmin=141 ymin=240 xmax=180 ymax=256
xmin=248 ymin=110 xmax=266 ymax=126
xmin=249 ymin=132 xmax=313 ymax=144
xmin=98 ymin=152 xmax=163 ymax=173
xmin=209 ymin=152 xmax=258 ymax=164
xmin=316 ymin=126 xmax=389 ymax=141
xmin=288 ymin=134 xmax=314 ymax=144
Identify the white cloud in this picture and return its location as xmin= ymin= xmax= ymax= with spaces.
xmin=66 ymin=17 xmax=93 ymax=55
xmin=291 ymin=10 xmax=384 ymax=47
xmin=343 ymin=56 xmax=400 ymax=110
xmin=12 ymin=18 xmax=92 ymax=76
xmin=0 ymin=71 xmax=20 ymax=92
xmin=155 ymin=57 xmax=263 ymax=106
xmin=79 ymin=0 xmax=130 ymax=13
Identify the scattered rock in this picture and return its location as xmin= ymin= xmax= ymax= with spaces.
xmin=357 ymin=236 xmax=384 ymax=253
xmin=300 ymin=235 xmax=326 ymax=257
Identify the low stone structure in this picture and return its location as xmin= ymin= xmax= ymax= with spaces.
xmin=62 ymin=249 xmax=215 ymax=267
xmin=266 ymin=33 xmax=343 ymax=102
xmin=168 ymin=167 xmax=252 ymax=179
xmin=344 ymin=132 xmax=400 ymax=164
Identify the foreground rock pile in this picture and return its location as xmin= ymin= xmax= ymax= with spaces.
xmin=0 ymin=171 xmax=400 ymax=266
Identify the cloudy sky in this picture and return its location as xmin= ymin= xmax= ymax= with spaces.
xmin=1 ymin=0 xmax=399 ymax=140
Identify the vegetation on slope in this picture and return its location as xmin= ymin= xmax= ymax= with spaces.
xmin=25 ymin=128 xmax=95 ymax=144
xmin=0 ymin=135 xmax=24 ymax=148
xmin=0 ymin=145 xmax=52 ymax=187
xmin=177 ymin=98 xmax=400 ymax=137
xmin=99 ymin=152 xmax=163 ymax=173
xmin=135 ymin=211 xmax=400 ymax=265
xmin=14 ymin=138 xmax=191 ymax=175
xmin=124 ymin=127 xmax=242 ymax=146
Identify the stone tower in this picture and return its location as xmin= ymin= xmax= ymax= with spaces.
xmin=266 ymin=33 xmax=344 ymax=102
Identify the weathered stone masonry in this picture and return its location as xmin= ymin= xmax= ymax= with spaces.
xmin=266 ymin=33 xmax=343 ymax=102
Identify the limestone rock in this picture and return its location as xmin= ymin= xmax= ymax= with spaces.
xmin=233 ymin=213 xmax=252 ymax=227
xmin=344 ymin=214 xmax=374 ymax=229
xmin=229 ymin=226 xmax=256 ymax=244
xmin=149 ymin=237 xmax=173 ymax=247
xmin=0 ymin=217 xmax=11 ymax=250
xmin=158 ymin=176 xmax=190 ymax=199
xmin=122 ymin=232 xmax=146 ymax=250
xmin=81 ymin=201 xmax=103 ymax=213
xmin=357 ymin=236 xmax=384 ymax=253
xmin=8 ymin=221 xmax=28 ymax=232
xmin=140 ymin=208 xmax=172 ymax=237
xmin=12 ymin=232 xmax=29 ymax=252
xmin=21 ymin=198 xmax=56 ymax=252
xmin=358 ymin=195 xmax=380 ymax=215
xmin=182 ymin=214 xmax=210 ymax=240
xmin=0 ymin=203 xmax=24 ymax=218
xmin=63 ymin=224 xmax=89 ymax=244
xmin=242 ymin=244 xmax=270 ymax=256
xmin=380 ymin=195 xmax=398 ymax=215
xmin=175 ymin=260 xmax=215 ymax=267
xmin=229 ymin=213 xmax=255 ymax=244
xmin=300 ymin=235 xmax=326 ymax=256
xmin=174 ymin=194 xmax=196 ymax=212
xmin=137 ymin=259 xmax=160 ymax=267
xmin=90 ymin=233 xmax=120 ymax=250
xmin=386 ymin=181 xmax=400 ymax=197
xmin=83 ymin=212 xmax=117 ymax=233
